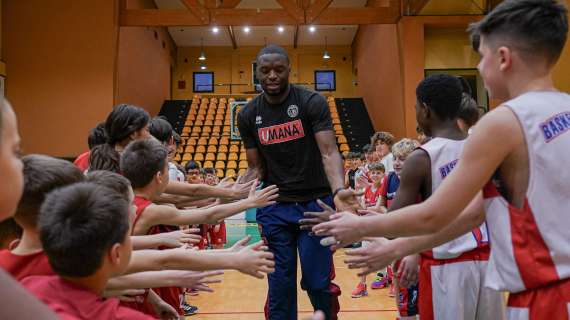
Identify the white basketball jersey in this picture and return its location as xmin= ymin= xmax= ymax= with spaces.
xmin=421 ymin=137 xmax=489 ymax=260
xmin=483 ymin=91 xmax=570 ymax=293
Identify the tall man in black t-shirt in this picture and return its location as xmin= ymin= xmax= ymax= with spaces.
xmin=238 ymin=45 xmax=359 ymax=320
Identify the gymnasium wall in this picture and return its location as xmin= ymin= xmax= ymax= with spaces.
xmin=2 ymin=0 xmax=175 ymax=157
xmin=2 ymin=0 xmax=117 ymax=157
xmin=116 ymin=0 xmax=175 ymax=116
xmin=352 ymin=24 xmax=407 ymax=138
xmin=172 ymin=45 xmax=357 ymax=98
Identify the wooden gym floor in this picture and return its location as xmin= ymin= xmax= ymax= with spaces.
xmin=185 ymin=222 xmax=398 ymax=319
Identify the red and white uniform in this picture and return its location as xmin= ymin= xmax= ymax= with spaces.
xmin=420 ymin=137 xmax=505 ymax=320
xmin=483 ymin=92 xmax=570 ymax=319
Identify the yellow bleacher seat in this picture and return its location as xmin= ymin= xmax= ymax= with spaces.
xmin=194 ymin=153 xmax=204 ymax=161
xmin=182 ymin=153 xmax=192 ymax=161
xmin=207 ymin=109 xmax=216 ymax=115
xmin=215 ymin=161 xmax=225 ymax=169
xmin=215 ymin=114 xmax=224 ymax=121
xmin=181 ymin=161 xmax=187 ymax=167
xmin=217 ymin=153 xmax=227 ymax=161
xmin=187 ymin=138 xmax=197 ymax=146
xmin=182 ymin=127 xmax=190 ymax=134
xmin=198 ymin=138 xmax=207 ymax=146
xmin=203 ymin=161 xmax=214 ymax=169
xmin=238 ymin=169 xmax=246 ymax=177
xmin=203 ymin=126 xmax=212 ymax=134
xmin=185 ymin=145 xmax=195 ymax=153
xmin=197 ymin=114 xmax=205 ymax=121
xmin=229 ymin=145 xmax=239 ymax=153
xmin=207 ymin=145 xmax=217 ymax=153
xmin=228 ymin=153 xmax=238 ymax=161
xmin=220 ymin=137 xmax=229 ymax=145
xmin=227 ymin=161 xmax=237 ymax=169
xmin=214 ymin=119 xmax=223 ymax=126
xmin=240 ymin=145 xmax=245 ymax=153
xmin=204 ymin=119 xmax=213 ymax=126
xmin=226 ymin=169 xmax=236 ymax=177
xmin=173 ymin=154 xmax=181 ymax=162
xmin=209 ymin=137 xmax=218 ymax=145
xmin=195 ymin=119 xmax=204 ymax=126
xmin=337 ymin=135 xmax=347 ymax=144
xmin=187 ymin=114 xmax=196 ymax=121
xmin=332 ymin=118 xmax=341 ymax=125
xmin=217 ymin=107 xmax=226 ymax=114
xmin=339 ymin=144 xmax=350 ymax=152
xmin=230 ymin=141 xmax=239 ymax=145
xmin=218 ymin=145 xmax=228 ymax=153
xmin=206 ymin=114 xmax=215 ymax=121
xmin=198 ymin=109 xmax=206 ymax=115
xmin=205 ymin=153 xmax=215 ymax=161
xmin=239 ymin=152 xmax=247 ymax=160
xmin=212 ymin=126 xmax=221 ymax=134
xmin=190 ymin=132 xmax=199 ymax=137
xmin=184 ymin=120 xmax=193 ymax=127
xmin=239 ymin=161 xmax=248 ymax=169
xmin=223 ymin=126 xmax=231 ymax=133
xmin=192 ymin=126 xmax=202 ymax=134
xmin=196 ymin=145 xmax=206 ymax=153
xmin=181 ymin=132 xmax=189 ymax=137
xmin=216 ymin=169 xmax=225 ymax=178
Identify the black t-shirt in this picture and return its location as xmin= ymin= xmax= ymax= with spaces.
xmin=237 ymin=85 xmax=333 ymax=202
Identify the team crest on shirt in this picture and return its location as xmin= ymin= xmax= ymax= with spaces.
xmin=255 ymin=116 xmax=262 ymax=125
xmin=258 ymin=119 xmax=305 ymax=145
xmin=287 ymin=105 xmax=299 ymax=118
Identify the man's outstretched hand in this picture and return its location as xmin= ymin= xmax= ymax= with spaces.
xmin=333 ymin=188 xmax=363 ymax=213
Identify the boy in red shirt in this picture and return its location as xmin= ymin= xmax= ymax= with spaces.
xmin=351 ymin=162 xmax=385 ymax=298
xmin=23 ymin=183 xmax=154 ymax=320
xmin=0 ymin=155 xmax=84 ymax=281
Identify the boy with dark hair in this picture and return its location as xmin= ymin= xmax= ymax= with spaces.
xmin=0 ymin=155 xmax=84 ymax=281
xmin=185 ymin=160 xmax=203 ymax=184
xmin=22 ymin=183 xmax=153 ymax=320
xmin=120 ymin=138 xmax=278 ymax=315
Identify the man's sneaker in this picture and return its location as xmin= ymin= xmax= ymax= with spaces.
xmin=351 ymin=283 xmax=368 ymax=298
xmin=371 ymin=275 xmax=390 ymax=289
xmin=182 ymin=302 xmax=199 ymax=316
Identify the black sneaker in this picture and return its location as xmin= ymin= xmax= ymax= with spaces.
xmin=181 ymin=302 xmax=198 ymax=316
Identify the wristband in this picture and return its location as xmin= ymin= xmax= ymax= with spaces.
xmin=332 ymin=187 xmax=345 ymax=199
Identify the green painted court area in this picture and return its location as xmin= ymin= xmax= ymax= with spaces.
xmin=224 ymin=221 xmax=262 ymax=248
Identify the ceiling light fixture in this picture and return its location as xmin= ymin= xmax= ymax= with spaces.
xmin=243 ymin=26 xmax=251 ymax=33
xmin=309 ymin=26 xmax=316 ymax=33
xmin=200 ymin=64 xmax=207 ymax=70
xmin=212 ymin=26 xmax=219 ymax=34
xmin=323 ymin=36 xmax=331 ymax=60
xmin=198 ymin=38 xmax=206 ymax=61
xmin=277 ymin=26 xmax=285 ymax=33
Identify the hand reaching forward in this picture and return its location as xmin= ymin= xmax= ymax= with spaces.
xmin=333 ymin=188 xmax=364 ymax=213
xmin=248 ymin=181 xmax=279 ymax=208
xmin=227 ymin=235 xmax=252 ymax=252
xmin=235 ymin=241 xmax=275 ymax=279
xmin=345 ymin=237 xmax=398 ymax=277
xmin=299 ymin=199 xmax=335 ymax=231
xmin=313 ymin=211 xmax=364 ymax=250
xmin=159 ymin=228 xmax=202 ymax=248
